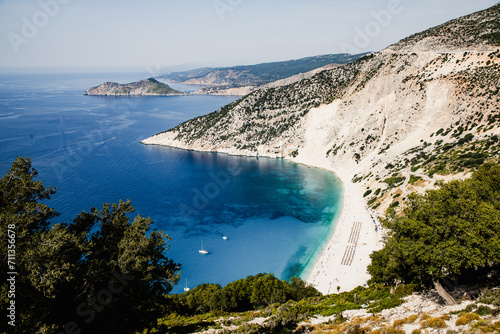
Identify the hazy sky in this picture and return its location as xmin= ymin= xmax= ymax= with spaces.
xmin=0 ymin=0 xmax=497 ymax=71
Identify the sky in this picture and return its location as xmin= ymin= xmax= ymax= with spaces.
xmin=0 ymin=0 xmax=498 ymax=72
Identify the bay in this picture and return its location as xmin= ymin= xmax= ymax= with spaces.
xmin=0 ymin=72 xmax=343 ymax=294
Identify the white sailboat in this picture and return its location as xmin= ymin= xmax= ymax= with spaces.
xmin=199 ymin=240 xmax=208 ymax=254
xmin=222 ymin=236 xmax=228 ymax=240
xmin=183 ymin=278 xmax=190 ymax=292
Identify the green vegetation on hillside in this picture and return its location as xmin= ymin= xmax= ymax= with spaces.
xmin=145 ymin=78 xmax=183 ymax=95
xmin=168 ymin=274 xmax=319 ymax=314
xmin=368 ymin=164 xmax=500 ymax=300
xmin=416 ymin=134 xmax=500 ymax=176
xmin=147 ymin=284 xmax=416 ymax=333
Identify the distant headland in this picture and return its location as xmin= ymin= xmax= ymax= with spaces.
xmin=85 ymin=78 xmax=184 ymax=96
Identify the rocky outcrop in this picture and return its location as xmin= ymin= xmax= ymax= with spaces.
xmin=85 ymin=78 xmax=184 ymax=96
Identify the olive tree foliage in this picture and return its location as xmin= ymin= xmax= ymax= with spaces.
xmin=171 ymin=273 xmax=320 ymax=315
xmin=0 ymin=157 xmax=180 ymax=333
xmin=250 ymin=273 xmax=287 ymax=306
xmin=368 ymin=163 xmax=500 ymax=303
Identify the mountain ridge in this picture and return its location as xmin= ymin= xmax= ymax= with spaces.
xmin=159 ymin=53 xmax=370 ymax=89
xmin=387 ymin=3 xmax=500 ymax=52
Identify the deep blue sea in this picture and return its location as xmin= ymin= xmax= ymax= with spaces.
xmin=0 ymin=72 xmax=343 ymax=294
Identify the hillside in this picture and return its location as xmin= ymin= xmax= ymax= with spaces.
xmin=159 ymin=53 xmax=369 ymax=89
xmin=387 ymin=3 xmax=500 ymax=52
xmin=189 ymin=63 xmax=344 ymax=96
xmin=152 ymin=285 xmax=500 ymax=333
xmin=85 ymin=78 xmax=184 ymax=96
xmin=142 ymin=4 xmax=500 ymax=218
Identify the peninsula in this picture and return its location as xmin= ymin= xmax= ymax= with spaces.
xmin=85 ymin=78 xmax=184 ymax=96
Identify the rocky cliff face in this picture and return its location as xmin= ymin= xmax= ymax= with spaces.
xmin=142 ymin=4 xmax=500 ymax=214
xmin=85 ymin=78 xmax=184 ymax=96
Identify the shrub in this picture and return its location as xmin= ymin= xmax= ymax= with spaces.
xmin=346 ymin=324 xmax=367 ymax=334
xmin=470 ymin=320 xmax=500 ymax=333
xmin=370 ymin=326 xmax=405 ymax=334
xmin=393 ymin=316 xmax=418 ymax=327
xmin=479 ymin=288 xmax=500 ymax=307
xmin=407 ymin=315 xmax=419 ymax=323
xmin=363 ymin=190 xmax=373 ymax=197
xmin=409 ymin=175 xmax=422 ymax=184
xmin=421 ymin=316 xmax=446 ymax=329
xmin=393 ymin=318 xmax=405 ymax=327
xmin=389 ymin=201 xmax=400 ymax=208
xmin=367 ymin=296 xmax=405 ymax=313
xmin=455 ymin=312 xmax=480 ymax=326
xmin=476 ymin=305 xmax=493 ymax=316
xmin=383 ymin=176 xmax=405 ymax=188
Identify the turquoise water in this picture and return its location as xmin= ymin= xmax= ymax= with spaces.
xmin=0 ymin=72 xmax=343 ymax=294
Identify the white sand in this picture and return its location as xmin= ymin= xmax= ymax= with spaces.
xmin=301 ymin=169 xmax=384 ymax=294
xmin=290 ymin=101 xmax=385 ymax=295
xmin=287 ymin=156 xmax=384 ymax=295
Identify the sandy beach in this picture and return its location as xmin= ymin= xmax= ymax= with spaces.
xmin=283 ymin=101 xmax=385 ymax=294
xmin=303 ymin=169 xmax=384 ymax=294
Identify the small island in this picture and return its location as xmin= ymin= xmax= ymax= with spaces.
xmin=85 ymin=78 xmax=184 ymax=96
